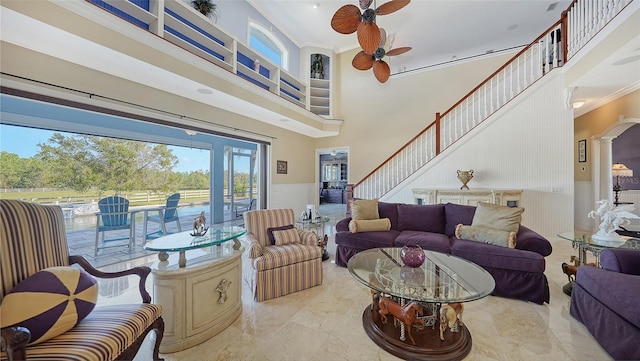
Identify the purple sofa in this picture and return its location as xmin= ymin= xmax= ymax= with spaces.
xmin=335 ymin=202 xmax=552 ymax=304
xmin=570 ymin=248 xmax=640 ymax=360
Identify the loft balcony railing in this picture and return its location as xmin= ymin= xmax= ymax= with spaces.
xmin=89 ymin=0 xmax=307 ymax=110
xmin=353 ymin=0 xmax=634 ymax=200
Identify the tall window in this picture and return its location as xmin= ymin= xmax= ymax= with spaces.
xmin=249 ymin=20 xmax=288 ymax=70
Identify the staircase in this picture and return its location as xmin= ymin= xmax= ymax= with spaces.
xmin=352 ymin=0 xmax=634 ymax=200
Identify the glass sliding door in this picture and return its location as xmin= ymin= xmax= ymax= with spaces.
xmin=223 ymin=146 xmax=258 ymax=222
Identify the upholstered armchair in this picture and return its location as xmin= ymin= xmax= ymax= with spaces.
xmin=0 ymin=200 xmax=164 ymax=361
xmin=242 ymin=209 xmax=323 ymax=301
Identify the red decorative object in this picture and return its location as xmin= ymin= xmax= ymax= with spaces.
xmin=400 ymin=245 xmax=424 ymax=268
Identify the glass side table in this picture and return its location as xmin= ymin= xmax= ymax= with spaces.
xmin=296 ymin=216 xmax=331 ymax=261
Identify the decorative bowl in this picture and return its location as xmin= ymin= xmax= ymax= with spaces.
xmin=400 ymin=245 xmax=425 ymax=268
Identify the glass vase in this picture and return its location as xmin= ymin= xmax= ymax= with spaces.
xmin=400 ymin=245 xmax=425 ymax=268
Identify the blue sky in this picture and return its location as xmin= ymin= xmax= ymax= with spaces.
xmin=0 ymin=124 xmax=211 ymax=173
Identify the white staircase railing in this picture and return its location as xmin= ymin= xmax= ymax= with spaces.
xmin=353 ymin=0 xmax=633 ymax=200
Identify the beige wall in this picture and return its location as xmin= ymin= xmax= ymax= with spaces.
xmin=316 ymin=48 xmax=515 ymax=183
xmin=574 ymin=90 xmax=640 ymax=181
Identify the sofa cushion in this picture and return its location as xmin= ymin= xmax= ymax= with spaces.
xmin=456 ymin=224 xmax=516 ymax=248
xmin=1 ymin=266 xmax=98 ymax=345
xmin=349 ymin=218 xmax=391 ymax=233
xmin=397 ymin=204 xmax=445 ymax=233
xmin=444 ymin=203 xmax=476 ymax=237
xmin=253 ymin=244 xmax=322 ymax=271
xmin=350 ymin=198 xmax=380 ymax=220
xmin=378 ymin=202 xmax=399 ymax=230
xmin=267 ymin=224 xmax=295 ymax=245
xmin=272 ymin=227 xmax=301 ymax=246
xmin=576 ymin=265 xmax=640 ymax=329
xmin=335 ymin=230 xmax=399 ymax=250
xmin=471 ymin=202 xmax=524 ymax=233
xmin=394 ymin=231 xmax=451 ymax=254
xmin=451 ymin=239 xmax=545 ymax=273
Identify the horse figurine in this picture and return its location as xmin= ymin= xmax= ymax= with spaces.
xmin=439 ymin=303 xmax=464 ymax=341
xmin=191 ymin=211 xmax=209 ymax=236
xmin=378 ymin=296 xmax=426 ymax=345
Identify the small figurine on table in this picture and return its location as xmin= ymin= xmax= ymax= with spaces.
xmin=191 ymin=211 xmax=209 ymax=236
xmin=318 ymin=234 xmax=330 ymax=261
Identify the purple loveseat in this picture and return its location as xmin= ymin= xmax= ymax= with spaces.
xmin=570 ymin=248 xmax=640 ymax=360
xmin=335 ymin=202 xmax=552 ymax=304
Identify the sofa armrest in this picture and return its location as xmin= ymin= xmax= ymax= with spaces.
xmin=242 ymin=233 xmax=264 ymax=259
xmin=336 ymin=217 xmax=352 ymax=232
xmin=69 ymin=255 xmax=152 ymax=304
xmin=515 ymin=225 xmax=552 ymax=257
xmin=1 ymin=326 xmax=30 ymax=361
xmin=600 ymin=249 xmax=640 ymax=275
xmin=297 ymin=229 xmax=319 ymax=246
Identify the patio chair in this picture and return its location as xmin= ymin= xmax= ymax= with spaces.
xmin=0 ymin=199 xmax=164 ymax=361
xmin=235 ymin=199 xmax=255 ymax=218
xmin=95 ymin=196 xmax=133 ymax=257
xmin=146 ymin=193 xmax=182 ymax=238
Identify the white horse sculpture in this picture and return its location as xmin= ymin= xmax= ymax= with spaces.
xmin=588 ymin=199 xmax=639 ymax=242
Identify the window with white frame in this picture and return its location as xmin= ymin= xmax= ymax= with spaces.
xmin=248 ymin=20 xmax=288 ymax=70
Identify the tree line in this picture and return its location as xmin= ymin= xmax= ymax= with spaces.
xmin=0 ymin=133 xmax=213 ymax=193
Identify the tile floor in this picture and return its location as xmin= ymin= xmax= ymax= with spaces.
xmin=90 ymin=204 xmax=611 ymax=361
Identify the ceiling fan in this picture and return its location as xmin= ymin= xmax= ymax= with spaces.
xmin=331 ymin=0 xmax=410 ymax=55
xmin=352 ymin=28 xmax=411 ymax=83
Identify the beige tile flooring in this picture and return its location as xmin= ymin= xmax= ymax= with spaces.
xmin=92 ymin=204 xmax=611 ymax=361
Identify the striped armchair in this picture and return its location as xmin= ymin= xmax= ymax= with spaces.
xmin=242 ymin=209 xmax=323 ymax=302
xmin=0 ymin=200 xmax=164 ymax=361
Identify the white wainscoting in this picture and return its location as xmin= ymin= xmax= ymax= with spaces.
xmin=270 ymin=183 xmax=317 ymax=216
xmin=385 ymin=72 xmax=574 ymax=239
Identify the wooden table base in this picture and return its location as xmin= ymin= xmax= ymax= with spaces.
xmin=362 ymin=306 xmax=472 ymax=361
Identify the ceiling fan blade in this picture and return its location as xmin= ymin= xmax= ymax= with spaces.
xmin=357 ymin=22 xmax=381 ymax=54
xmin=386 ymin=46 xmax=412 ymax=56
xmin=331 ymin=4 xmax=361 ymax=34
xmin=373 ymin=61 xmax=391 ymax=83
xmin=353 ymin=51 xmax=375 ymax=70
xmin=376 ymin=0 xmax=410 ymax=15
xmin=359 ymin=0 xmax=373 ymax=10
xmin=378 ymin=28 xmax=387 ymax=48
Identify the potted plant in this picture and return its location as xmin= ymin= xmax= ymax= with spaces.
xmin=311 ymin=54 xmax=325 ymax=79
xmin=191 ymin=0 xmax=219 ymax=22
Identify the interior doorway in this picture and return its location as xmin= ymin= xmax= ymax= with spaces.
xmin=317 ymin=147 xmax=349 ymax=207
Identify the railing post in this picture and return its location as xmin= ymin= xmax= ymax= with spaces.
xmin=561 ymin=9 xmax=568 ymax=65
xmin=435 ymin=112 xmax=441 ymax=156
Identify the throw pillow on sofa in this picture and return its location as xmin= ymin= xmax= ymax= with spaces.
xmin=350 ymin=198 xmax=380 ymax=220
xmin=0 ymin=266 xmax=98 ymax=345
xmin=349 ymin=218 xmax=391 ymax=233
xmin=471 ymin=202 xmax=524 ymax=233
xmin=267 ymin=224 xmax=295 ymax=245
xmin=456 ymin=224 xmax=516 ymax=248
xmin=271 ymin=227 xmax=301 ymax=246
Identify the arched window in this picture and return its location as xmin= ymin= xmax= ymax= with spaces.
xmin=248 ymin=20 xmax=288 ymax=70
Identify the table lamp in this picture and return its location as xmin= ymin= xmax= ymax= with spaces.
xmin=612 ymin=163 xmax=633 ymax=204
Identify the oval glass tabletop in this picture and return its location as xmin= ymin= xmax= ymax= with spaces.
xmin=143 ymin=226 xmax=246 ymax=252
xmin=347 ymin=248 xmax=495 ymax=304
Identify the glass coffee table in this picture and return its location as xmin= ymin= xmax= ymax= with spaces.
xmin=348 ymin=248 xmax=495 ymax=360
xmin=143 ymin=225 xmax=246 ymax=267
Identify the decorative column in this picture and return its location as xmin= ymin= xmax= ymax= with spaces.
xmin=598 ymin=137 xmax=614 ymax=204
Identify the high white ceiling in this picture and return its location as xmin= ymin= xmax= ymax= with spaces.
xmin=249 ymin=0 xmax=572 ymax=72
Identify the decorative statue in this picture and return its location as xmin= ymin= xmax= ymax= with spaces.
xmin=439 ymin=303 xmax=464 ymax=341
xmin=378 ymin=296 xmax=426 ymax=345
xmin=215 ymin=279 xmax=231 ymax=304
xmin=191 ymin=211 xmax=209 ymax=236
xmin=588 ymin=199 xmax=639 ymax=242
xmin=457 ymin=169 xmax=474 ymax=190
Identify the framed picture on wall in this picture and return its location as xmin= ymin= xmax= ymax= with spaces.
xmin=578 ymin=139 xmax=587 ymax=163
xmin=277 ymin=160 xmax=288 ymax=174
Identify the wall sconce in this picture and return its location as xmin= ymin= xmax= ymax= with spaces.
xmin=612 ymin=163 xmax=633 ymax=204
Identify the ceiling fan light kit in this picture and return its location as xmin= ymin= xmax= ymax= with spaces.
xmin=331 ymin=0 xmax=411 ymax=83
